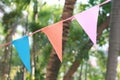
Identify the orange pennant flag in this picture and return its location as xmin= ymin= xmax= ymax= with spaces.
xmin=41 ymin=21 xmax=63 ymax=62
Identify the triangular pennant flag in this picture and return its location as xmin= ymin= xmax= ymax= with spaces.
xmin=12 ymin=36 xmax=31 ymax=72
xmin=41 ymin=21 xmax=63 ymax=62
xmin=74 ymin=5 xmax=99 ymax=45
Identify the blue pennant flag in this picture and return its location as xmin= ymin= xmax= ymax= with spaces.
xmin=12 ymin=36 xmax=31 ymax=72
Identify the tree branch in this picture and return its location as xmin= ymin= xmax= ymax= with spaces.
xmin=63 ymin=16 xmax=110 ymax=80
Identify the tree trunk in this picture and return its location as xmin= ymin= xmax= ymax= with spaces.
xmin=31 ymin=0 xmax=38 ymax=79
xmin=0 ymin=22 xmax=17 ymax=80
xmin=105 ymin=0 xmax=120 ymax=80
xmin=7 ymin=45 xmax=13 ymax=80
xmin=63 ymin=16 xmax=110 ymax=80
xmin=46 ymin=0 xmax=76 ymax=80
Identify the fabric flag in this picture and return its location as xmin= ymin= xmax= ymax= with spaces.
xmin=74 ymin=5 xmax=99 ymax=45
xmin=41 ymin=21 xmax=63 ymax=62
xmin=12 ymin=36 xmax=31 ymax=72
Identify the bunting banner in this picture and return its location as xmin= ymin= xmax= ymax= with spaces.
xmin=74 ymin=5 xmax=99 ymax=45
xmin=12 ymin=36 xmax=31 ymax=72
xmin=41 ymin=21 xmax=63 ymax=62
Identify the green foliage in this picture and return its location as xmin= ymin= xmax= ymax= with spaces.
xmin=13 ymin=0 xmax=30 ymax=5
xmin=29 ymin=22 xmax=41 ymax=32
xmin=11 ymin=48 xmax=23 ymax=66
xmin=87 ymin=50 xmax=107 ymax=80
xmin=2 ymin=10 xmax=22 ymax=32
xmin=1 ymin=0 xmax=31 ymax=33
xmin=1 ymin=0 xmax=30 ymax=10
xmin=35 ymin=44 xmax=52 ymax=79
xmin=38 ymin=5 xmax=62 ymax=26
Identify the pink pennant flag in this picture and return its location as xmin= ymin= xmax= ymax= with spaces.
xmin=74 ymin=5 xmax=99 ymax=45
xmin=41 ymin=21 xmax=63 ymax=62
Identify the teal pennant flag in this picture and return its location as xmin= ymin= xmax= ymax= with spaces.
xmin=12 ymin=36 xmax=31 ymax=72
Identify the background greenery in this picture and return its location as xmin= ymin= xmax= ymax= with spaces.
xmin=0 ymin=0 xmax=119 ymax=80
